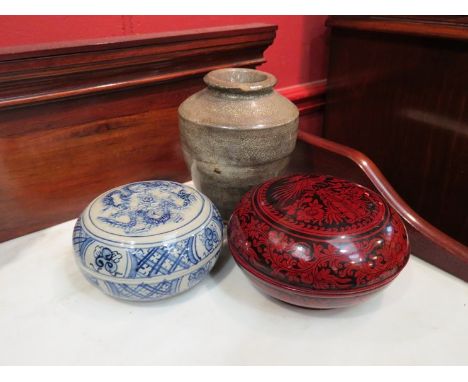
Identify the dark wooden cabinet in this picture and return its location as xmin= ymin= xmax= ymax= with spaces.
xmin=324 ymin=16 xmax=468 ymax=245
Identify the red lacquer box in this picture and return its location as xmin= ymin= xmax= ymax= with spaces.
xmin=227 ymin=174 xmax=410 ymax=309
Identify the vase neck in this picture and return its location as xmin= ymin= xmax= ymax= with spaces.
xmin=204 ymin=68 xmax=276 ymax=94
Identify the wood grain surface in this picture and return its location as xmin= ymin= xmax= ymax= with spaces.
xmin=324 ymin=16 xmax=468 ymax=246
xmin=0 ymin=24 xmax=277 ymax=242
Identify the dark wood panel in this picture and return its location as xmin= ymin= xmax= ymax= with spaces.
xmin=324 ymin=16 xmax=468 ymax=246
xmin=0 ymin=24 xmax=277 ymax=242
xmin=327 ymin=16 xmax=468 ymax=40
xmin=279 ymin=80 xmax=326 ymax=136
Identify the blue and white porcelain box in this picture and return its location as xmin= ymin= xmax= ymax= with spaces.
xmin=72 ymin=180 xmax=223 ymax=302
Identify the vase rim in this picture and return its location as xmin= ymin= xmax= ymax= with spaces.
xmin=204 ymin=68 xmax=277 ymax=92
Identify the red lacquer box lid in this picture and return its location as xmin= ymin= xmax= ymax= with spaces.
xmin=228 ymin=174 xmax=410 ymax=307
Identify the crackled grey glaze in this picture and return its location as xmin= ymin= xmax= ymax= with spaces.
xmin=178 ymin=68 xmax=299 ymax=219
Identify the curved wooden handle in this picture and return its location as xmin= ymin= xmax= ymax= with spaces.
xmin=297 ymin=130 xmax=468 ymax=281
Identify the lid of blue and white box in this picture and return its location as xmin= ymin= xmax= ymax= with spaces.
xmin=79 ymin=180 xmax=214 ymax=247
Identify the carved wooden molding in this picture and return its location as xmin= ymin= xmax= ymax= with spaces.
xmin=327 ymin=16 xmax=468 ymax=41
xmin=279 ymin=79 xmax=326 ymax=115
xmin=0 ymin=23 xmax=277 ymax=110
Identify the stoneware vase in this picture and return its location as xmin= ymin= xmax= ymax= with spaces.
xmin=178 ymin=68 xmax=299 ymax=220
xmin=72 ymin=180 xmax=223 ymax=302
xmin=227 ymin=174 xmax=410 ymax=309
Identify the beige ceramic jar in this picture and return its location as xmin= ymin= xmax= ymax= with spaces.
xmin=178 ymin=68 xmax=299 ymax=220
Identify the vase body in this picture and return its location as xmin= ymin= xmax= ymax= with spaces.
xmin=178 ymin=68 xmax=299 ymax=220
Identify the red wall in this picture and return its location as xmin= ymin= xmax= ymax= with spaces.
xmin=0 ymin=15 xmax=328 ymax=88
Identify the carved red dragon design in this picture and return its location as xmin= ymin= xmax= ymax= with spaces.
xmin=228 ymin=174 xmax=410 ymax=292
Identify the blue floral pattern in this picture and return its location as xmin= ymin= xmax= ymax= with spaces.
xmin=203 ymin=227 xmax=220 ymax=252
xmin=97 ymin=181 xmax=197 ymax=235
xmin=106 ymin=279 xmax=181 ymax=301
xmin=72 ymin=181 xmax=223 ymax=302
xmin=81 ymin=257 xmax=219 ymax=302
xmin=92 ymin=246 xmax=122 ymax=276
xmin=188 ymin=262 xmax=211 ymax=288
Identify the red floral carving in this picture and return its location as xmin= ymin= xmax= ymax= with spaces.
xmin=227 ymin=174 xmax=410 ymax=292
